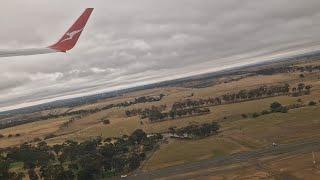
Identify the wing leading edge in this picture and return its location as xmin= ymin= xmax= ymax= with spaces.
xmin=0 ymin=8 xmax=93 ymax=58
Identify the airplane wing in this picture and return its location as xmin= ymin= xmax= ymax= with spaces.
xmin=0 ymin=8 xmax=94 ymax=58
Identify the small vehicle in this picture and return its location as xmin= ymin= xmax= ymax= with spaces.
xmin=120 ymin=175 xmax=128 ymax=178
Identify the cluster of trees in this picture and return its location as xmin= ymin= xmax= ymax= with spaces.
xmin=252 ymin=102 xmax=289 ymax=118
xmin=148 ymin=107 xmax=210 ymax=122
xmin=125 ymin=105 xmax=167 ymax=117
xmin=46 ymin=94 xmax=166 ymax=119
xmin=126 ymin=104 xmax=210 ymax=122
xmin=0 ymin=94 xmax=166 ymax=130
xmin=242 ymin=101 xmax=287 ymax=118
xmin=0 ymin=159 xmax=24 ymax=180
xmin=0 ymin=129 xmax=162 ymax=180
xmin=270 ymin=102 xmax=288 ymax=113
xmin=172 ymin=98 xmax=221 ymax=110
xmin=309 ymin=101 xmax=317 ymax=106
xmin=134 ymin=94 xmax=165 ymax=103
xmin=172 ymin=84 xmax=290 ymax=111
xmin=101 ymin=117 xmax=110 ymax=125
xmin=222 ymin=84 xmax=290 ymax=102
xmin=255 ymin=65 xmax=320 ymax=75
xmin=246 ymin=100 xmax=318 ymax=119
xmin=125 ymin=84 xmax=294 ymax=123
xmin=59 ymin=116 xmax=82 ymax=129
xmin=168 ymin=122 xmax=220 ymax=139
xmin=0 ymin=133 xmax=21 ymax=139
xmin=291 ymin=83 xmax=312 ymax=97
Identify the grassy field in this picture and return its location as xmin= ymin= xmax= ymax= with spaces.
xmin=142 ymin=105 xmax=320 ymax=171
xmin=0 ymin=67 xmax=318 ymax=146
xmin=0 ymin=117 xmax=69 ymax=148
xmin=1 ymin=59 xmax=320 ymax=179
xmin=143 ymin=137 xmax=247 ymax=171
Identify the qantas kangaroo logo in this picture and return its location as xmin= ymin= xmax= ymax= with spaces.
xmin=60 ymin=28 xmax=84 ymax=43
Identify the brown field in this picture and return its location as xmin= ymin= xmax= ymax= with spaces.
xmin=2 ymin=58 xmax=320 ymax=179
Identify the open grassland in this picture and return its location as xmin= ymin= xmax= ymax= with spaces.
xmin=1 ymin=62 xmax=320 ymax=147
xmin=0 ymin=117 xmax=69 ymax=148
xmin=143 ymin=137 xmax=247 ymax=171
xmin=143 ymin=105 xmax=320 ymax=171
xmin=47 ymin=88 xmax=319 ymax=145
xmin=1 ymin=59 xmax=320 ymax=179
xmin=166 ymin=148 xmax=320 ymax=180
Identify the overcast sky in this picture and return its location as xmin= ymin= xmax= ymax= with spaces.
xmin=1 ymin=0 xmax=320 ymax=111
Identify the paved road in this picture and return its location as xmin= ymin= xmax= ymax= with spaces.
xmin=129 ymin=138 xmax=320 ymax=179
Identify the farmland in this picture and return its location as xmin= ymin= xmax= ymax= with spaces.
xmin=1 ymin=58 xmax=320 ymax=179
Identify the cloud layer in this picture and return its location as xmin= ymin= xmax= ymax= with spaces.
xmin=2 ymin=0 xmax=320 ymax=111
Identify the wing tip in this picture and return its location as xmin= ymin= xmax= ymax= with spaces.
xmin=48 ymin=8 xmax=94 ymax=52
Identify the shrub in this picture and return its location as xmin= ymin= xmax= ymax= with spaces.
xmin=102 ymin=119 xmax=110 ymax=125
xmin=309 ymin=101 xmax=317 ymax=106
xmin=280 ymin=107 xmax=288 ymax=113
xmin=33 ymin=137 xmax=42 ymax=142
xmin=252 ymin=113 xmax=260 ymax=118
xmin=104 ymin=137 xmax=112 ymax=143
xmin=261 ymin=110 xmax=270 ymax=115
xmin=270 ymin=102 xmax=282 ymax=112
xmin=241 ymin=114 xmax=248 ymax=118
xmin=44 ymin=134 xmax=56 ymax=140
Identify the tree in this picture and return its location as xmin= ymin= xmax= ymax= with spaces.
xmin=252 ymin=113 xmax=260 ymax=118
xmin=270 ymin=102 xmax=282 ymax=112
xmin=129 ymin=129 xmax=146 ymax=144
xmin=28 ymin=169 xmax=39 ymax=180
xmin=299 ymin=74 xmax=305 ymax=78
xmin=168 ymin=127 xmax=176 ymax=135
xmin=128 ymin=153 xmax=141 ymax=170
xmin=0 ymin=159 xmax=24 ymax=180
xmin=280 ymin=107 xmax=288 ymax=113
xmin=297 ymin=83 xmax=305 ymax=92
xmin=0 ymin=160 xmax=10 ymax=179
xmin=102 ymin=119 xmax=110 ymax=125
xmin=305 ymin=85 xmax=312 ymax=94
xmin=292 ymin=88 xmax=297 ymax=95
xmin=309 ymin=101 xmax=317 ymax=106
xmin=41 ymin=164 xmax=74 ymax=180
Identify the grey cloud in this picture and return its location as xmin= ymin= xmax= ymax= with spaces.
xmin=2 ymin=0 xmax=320 ymax=110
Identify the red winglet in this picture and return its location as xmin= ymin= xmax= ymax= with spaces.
xmin=49 ymin=8 xmax=94 ymax=52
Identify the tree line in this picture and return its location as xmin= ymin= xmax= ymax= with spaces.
xmin=171 ymin=84 xmax=291 ymax=112
xmin=243 ymin=100 xmax=318 ymax=119
xmin=125 ymin=105 xmax=167 ymax=118
xmin=255 ymin=65 xmax=320 ymax=75
xmin=125 ymin=84 xmax=308 ymax=123
xmin=126 ymin=105 xmax=210 ymax=122
xmin=0 ymin=94 xmax=165 ymax=130
xmin=291 ymin=83 xmax=312 ymax=97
